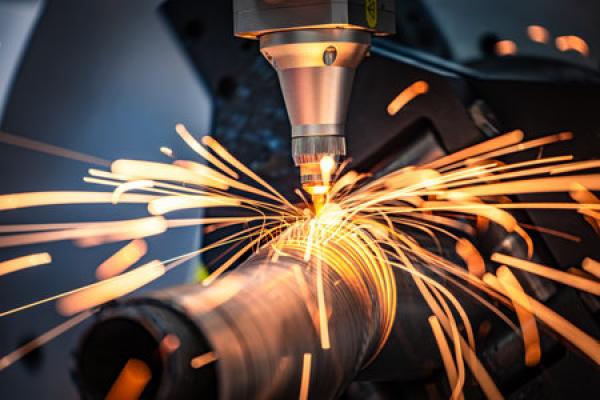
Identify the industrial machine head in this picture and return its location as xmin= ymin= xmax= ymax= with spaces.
xmin=234 ymin=0 xmax=395 ymax=192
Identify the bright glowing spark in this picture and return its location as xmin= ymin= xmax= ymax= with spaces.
xmin=56 ymin=261 xmax=165 ymax=316
xmin=95 ymin=239 xmax=148 ymax=280
xmin=320 ymin=155 xmax=335 ymax=187
xmin=112 ymin=180 xmax=154 ymax=204
xmin=160 ymin=334 xmax=181 ymax=354
xmin=556 ymin=35 xmax=590 ymax=56
xmin=484 ymin=273 xmax=600 ymax=365
xmin=0 ymin=252 xmax=52 ymax=277
xmin=299 ymin=353 xmax=312 ymax=400
xmin=492 ymin=253 xmax=600 ymax=296
xmin=582 ymin=257 xmax=600 ymax=279
xmin=0 ymin=191 xmax=155 ymax=212
xmin=190 ymin=352 xmax=217 ymax=369
xmin=106 ymin=359 xmax=152 ymax=400
xmin=160 ymin=146 xmax=174 ymax=158
xmin=495 ymin=40 xmax=517 ymax=56
xmin=527 ymin=25 xmax=550 ymax=44
xmin=387 ymin=80 xmax=429 ymax=116
xmin=428 ymin=315 xmax=464 ymax=400
xmin=496 ymin=267 xmax=541 ymax=367
xmin=0 ymin=131 xmax=110 ymax=166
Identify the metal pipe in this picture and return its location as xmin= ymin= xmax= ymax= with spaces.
xmin=76 ymin=230 xmax=438 ymax=399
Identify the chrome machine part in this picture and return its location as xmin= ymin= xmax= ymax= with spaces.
xmin=260 ymin=28 xmax=371 ymax=188
xmin=233 ymin=0 xmax=395 ymax=190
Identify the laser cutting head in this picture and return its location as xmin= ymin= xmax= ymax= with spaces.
xmin=234 ymin=0 xmax=395 ymax=191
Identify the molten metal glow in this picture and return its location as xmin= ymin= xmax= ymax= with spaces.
xmin=0 ymin=252 xmax=51 ymax=277
xmin=582 ymin=257 xmax=600 ymax=278
xmin=190 ymin=352 xmax=217 ymax=369
xmin=527 ymin=25 xmax=550 ymax=44
xmin=160 ymin=146 xmax=174 ymax=158
xmin=0 ymin=191 xmax=155 ymax=212
xmin=428 ymin=315 xmax=464 ymax=400
xmin=299 ymin=353 xmax=312 ymax=400
xmin=496 ymin=267 xmax=541 ymax=367
xmin=160 ymin=333 xmax=181 ymax=354
xmin=95 ymin=239 xmax=148 ymax=280
xmin=495 ymin=40 xmax=517 ymax=56
xmin=106 ymin=358 xmax=152 ymax=400
xmin=492 ymin=253 xmax=600 ymax=296
xmin=57 ymin=261 xmax=165 ymax=316
xmin=556 ymin=35 xmax=590 ymax=56
xmin=387 ymin=80 xmax=429 ymax=116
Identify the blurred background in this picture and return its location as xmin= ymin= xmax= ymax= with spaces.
xmin=0 ymin=0 xmax=599 ymax=398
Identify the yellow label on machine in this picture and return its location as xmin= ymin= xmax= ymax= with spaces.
xmin=365 ymin=0 xmax=378 ymax=29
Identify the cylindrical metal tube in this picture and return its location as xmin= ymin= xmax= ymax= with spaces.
xmin=76 ymin=222 xmax=439 ymax=399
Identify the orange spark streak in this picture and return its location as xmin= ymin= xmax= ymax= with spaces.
xmin=292 ymin=264 xmax=319 ymax=330
xmin=160 ymin=146 xmax=174 ymax=158
xmin=148 ymin=195 xmax=241 ymax=215
xmin=428 ymin=315 xmax=464 ymax=400
xmin=88 ymin=168 xmax=211 ymax=196
xmin=299 ymin=353 xmax=312 ymax=400
xmin=550 ymin=160 xmax=600 ymax=175
xmin=95 ymin=239 xmax=148 ymax=280
xmin=0 ymin=217 xmax=166 ymax=248
xmin=527 ymin=25 xmax=550 ymax=44
xmin=0 ymin=131 xmax=110 ymax=166
xmin=175 ymin=124 xmax=238 ymax=178
xmin=462 ymin=133 xmax=573 ymax=167
xmin=56 ymin=261 xmax=165 ymax=316
xmin=316 ymin=255 xmax=331 ymax=349
xmin=495 ymin=40 xmax=517 ymax=56
xmin=112 ymin=180 xmax=154 ymax=204
xmin=0 ymin=310 xmax=94 ymax=371
xmin=201 ymin=135 xmax=296 ymax=210
xmin=190 ymin=352 xmax=217 ymax=369
xmin=423 ymin=130 xmax=524 ymax=170
xmin=386 ymin=80 xmax=429 ymax=116
xmin=556 ymin=35 xmax=590 ymax=56
xmin=492 ymin=253 xmax=600 ymax=296
xmin=320 ymin=155 xmax=335 ymax=187
xmin=111 ymin=159 xmax=229 ymax=190
xmin=175 ymin=160 xmax=293 ymax=209
xmin=519 ymin=222 xmax=580 ymax=243
xmin=0 ymin=191 xmax=156 ymax=212
xmin=582 ymin=258 xmax=600 ymax=279
xmin=455 ymin=239 xmax=486 ymax=278
xmin=106 ymin=359 xmax=152 ymax=400
xmin=423 ymin=201 xmax=517 ymax=232
xmin=496 ymin=267 xmax=541 ymax=367
xmin=0 ymin=252 xmax=52 ymax=277
xmin=484 ymin=273 xmax=600 ymax=365
xmin=570 ymin=183 xmax=599 ymax=204
xmin=405 ymin=263 xmax=500 ymax=399
xmin=445 ymin=175 xmax=600 ymax=197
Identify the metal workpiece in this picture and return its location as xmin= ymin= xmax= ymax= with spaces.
xmin=233 ymin=0 xmax=396 ymax=39
xmin=75 ymin=238 xmax=444 ymax=399
xmin=76 ymin=243 xmax=391 ymax=399
xmin=76 ymin=300 xmax=218 ymax=400
xmin=260 ymin=28 xmax=372 ymax=187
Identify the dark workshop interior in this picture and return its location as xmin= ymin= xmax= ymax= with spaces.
xmin=0 ymin=1 xmax=599 ymax=399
